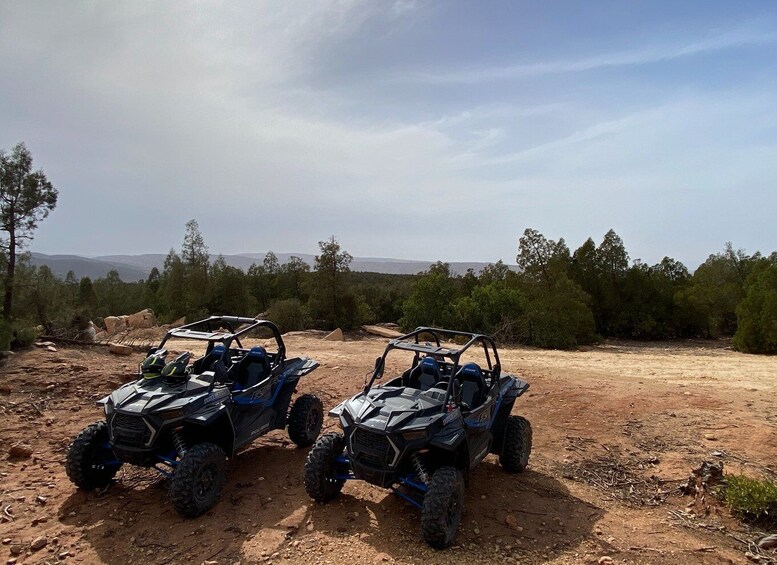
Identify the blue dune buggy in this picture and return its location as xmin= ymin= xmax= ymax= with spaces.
xmin=303 ymin=327 xmax=532 ymax=548
xmin=66 ymin=316 xmax=321 ymax=517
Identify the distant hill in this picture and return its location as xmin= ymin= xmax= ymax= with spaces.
xmin=29 ymin=252 xmax=516 ymax=281
xmin=29 ymin=253 xmax=150 ymax=282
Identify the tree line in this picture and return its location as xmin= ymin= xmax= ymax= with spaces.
xmin=1 ymin=142 xmax=776 ymax=353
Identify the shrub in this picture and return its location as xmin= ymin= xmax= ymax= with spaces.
xmin=12 ymin=325 xmax=39 ymax=348
xmin=0 ymin=319 xmax=12 ymax=351
xmin=267 ymin=298 xmax=310 ymax=333
xmin=722 ymin=474 xmax=777 ymax=523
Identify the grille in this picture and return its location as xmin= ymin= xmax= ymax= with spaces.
xmin=351 ymin=428 xmax=396 ymax=467
xmin=112 ymin=413 xmax=152 ymax=447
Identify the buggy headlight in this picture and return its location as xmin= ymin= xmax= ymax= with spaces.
xmin=159 ymin=407 xmax=185 ymax=420
xmin=402 ymin=429 xmax=427 ymax=441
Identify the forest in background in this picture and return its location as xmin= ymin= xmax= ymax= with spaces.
xmin=3 ymin=220 xmax=776 ymax=354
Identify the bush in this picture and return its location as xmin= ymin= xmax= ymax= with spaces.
xmin=733 ymin=263 xmax=777 ymax=354
xmin=12 ymin=325 xmax=39 ymax=348
xmin=722 ymin=474 xmax=777 ymax=523
xmin=0 ymin=319 xmax=12 ymax=351
xmin=267 ymin=298 xmax=310 ymax=333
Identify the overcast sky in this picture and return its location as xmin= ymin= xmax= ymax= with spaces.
xmin=1 ymin=1 xmax=776 ymax=267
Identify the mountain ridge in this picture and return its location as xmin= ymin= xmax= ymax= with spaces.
xmin=29 ymin=252 xmax=517 ymax=281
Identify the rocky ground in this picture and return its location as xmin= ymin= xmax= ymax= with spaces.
xmin=1 ymin=334 xmax=776 ymax=564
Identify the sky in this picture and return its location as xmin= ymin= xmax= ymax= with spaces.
xmin=1 ymin=0 xmax=776 ymax=268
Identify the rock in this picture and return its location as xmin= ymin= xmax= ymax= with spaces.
xmin=35 ymin=495 xmax=47 ymax=505
xmin=170 ymin=316 xmax=186 ymax=327
xmin=1 ymin=539 xmax=10 ymax=545
xmin=323 ymin=328 xmax=344 ymax=341
xmin=704 ymin=434 xmax=717 ymax=441
xmin=598 ymin=557 xmax=613 ymax=565
xmin=46 ymin=346 xmax=57 ymax=352
xmin=126 ymin=308 xmax=156 ymax=330
xmin=34 ymin=341 xmax=55 ymax=347
xmin=8 ymin=443 xmax=33 ymax=459
xmin=104 ymin=316 xmax=129 ymax=335
xmin=109 ymin=343 xmax=134 ymax=356
xmin=59 ymin=552 xmax=71 ymax=559
xmin=505 ymin=514 xmax=519 ymax=529
xmin=93 ymin=331 xmax=108 ymax=342
xmin=361 ymin=325 xmax=403 ymax=338
xmin=9 ymin=545 xmax=22 ymax=556
xmin=759 ymin=534 xmax=777 ymax=550
xmin=30 ymin=536 xmax=47 ymax=551
xmin=8 ymin=558 xmax=17 ymax=565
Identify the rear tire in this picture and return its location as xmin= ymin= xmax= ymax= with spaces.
xmin=303 ymin=432 xmax=346 ymax=502
xmin=170 ymin=443 xmax=226 ymax=517
xmin=421 ymin=466 xmax=465 ymax=549
xmin=499 ymin=415 xmax=532 ymax=473
xmin=66 ymin=422 xmax=122 ymax=490
xmin=288 ymin=394 xmax=324 ymax=447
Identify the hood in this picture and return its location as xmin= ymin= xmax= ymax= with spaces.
xmin=110 ymin=376 xmax=213 ymax=415
xmin=340 ymin=386 xmax=446 ymax=433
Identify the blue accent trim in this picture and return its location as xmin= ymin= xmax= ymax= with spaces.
xmin=156 ymin=454 xmax=179 ymax=467
xmin=335 ymin=473 xmax=356 ymax=480
xmin=153 ymin=465 xmax=174 ymax=479
xmin=335 ymin=455 xmax=351 ymax=465
xmin=398 ymin=475 xmax=428 ymax=493
xmin=391 ymin=487 xmax=424 ymax=510
xmin=233 ymin=370 xmax=288 ymax=406
xmin=103 ymin=460 xmax=123 ymax=466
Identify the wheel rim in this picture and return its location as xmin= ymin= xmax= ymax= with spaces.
xmin=194 ymin=463 xmax=218 ymax=502
xmin=306 ymin=409 xmax=320 ymax=435
xmin=446 ymin=492 xmax=459 ymax=529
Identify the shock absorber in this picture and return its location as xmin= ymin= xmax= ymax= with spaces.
xmin=410 ymin=452 xmax=429 ymax=484
xmin=171 ymin=428 xmax=187 ymax=457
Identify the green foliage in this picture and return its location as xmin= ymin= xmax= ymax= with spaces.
xmin=400 ymin=262 xmax=456 ymax=330
xmin=0 ymin=142 xmax=58 ymax=320
xmin=733 ymin=261 xmax=777 ymax=353
xmin=308 ymin=236 xmax=367 ymax=330
xmin=267 ymin=298 xmax=310 ymax=332
xmin=207 ymin=256 xmax=255 ymax=316
xmin=722 ymin=474 xmax=777 ymax=523
xmin=519 ymin=274 xmax=597 ymax=349
xmin=13 ymin=325 xmax=38 ymax=348
xmin=0 ymin=318 xmax=11 ymax=351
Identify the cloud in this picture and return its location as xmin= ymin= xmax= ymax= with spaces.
xmin=404 ymin=28 xmax=777 ymax=84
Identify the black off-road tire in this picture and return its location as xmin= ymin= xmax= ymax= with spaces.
xmin=66 ymin=422 xmax=122 ymax=490
xmin=421 ymin=466 xmax=465 ymax=549
xmin=303 ymin=432 xmax=346 ymax=502
xmin=288 ymin=394 xmax=324 ymax=447
xmin=170 ymin=443 xmax=227 ymax=518
xmin=499 ymin=415 xmax=532 ymax=473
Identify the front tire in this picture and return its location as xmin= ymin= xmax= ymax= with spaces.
xmin=499 ymin=415 xmax=532 ymax=473
xmin=303 ymin=432 xmax=346 ymax=502
xmin=66 ymin=422 xmax=122 ymax=490
xmin=170 ymin=443 xmax=226 ymax=517
xmin=288 ymin=394 xmax=324 ymax=447
xmin=421 ymin=466 xmax=465 ymax=549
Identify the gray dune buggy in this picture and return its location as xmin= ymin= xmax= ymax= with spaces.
xmin=66 ymin=316 xmax=322 ymax=517
xmin=303 ymin=327 xmax=532 ymax=548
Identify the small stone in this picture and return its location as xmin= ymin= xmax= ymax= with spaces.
xmin=473 ymin=528 xmax=480 ymax=535
xmin=30 ymin=536 xmax=48 ymax=551
xmin=306 ymin=522 xmax=314 ymax=532
xmin=704 ymin=434 xmax=717 ymax=441
xmin=59 ymin=552 xmax=71 ymax=559
xmin=108 ymin=343 xmax=133 ymax=356
xmin=505 ymin=514 xmax=518 ymax=529
xmin=1 ymin=539 xmax=10 ymax=545
xmin=8 ymin=443 xmax=33 ymax=459
xmin=36 ymin=495 xmax=47 ymax=505
xmin=46 ymin=346 xmax=57 ymax=352
xmin=9 ymin=545 xmax=22 ymax=556
xmin=598 ymin=557 xmax=613 ymax=565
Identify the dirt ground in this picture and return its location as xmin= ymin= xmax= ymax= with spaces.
xmin=1 ymin=334 xmax=776 ymax=564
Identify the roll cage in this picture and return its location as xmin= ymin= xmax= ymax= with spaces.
xmin=366 ymin=327 xmax=502 ymax=408
xmin=154 ymin=316 xmax=286 ymax=366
